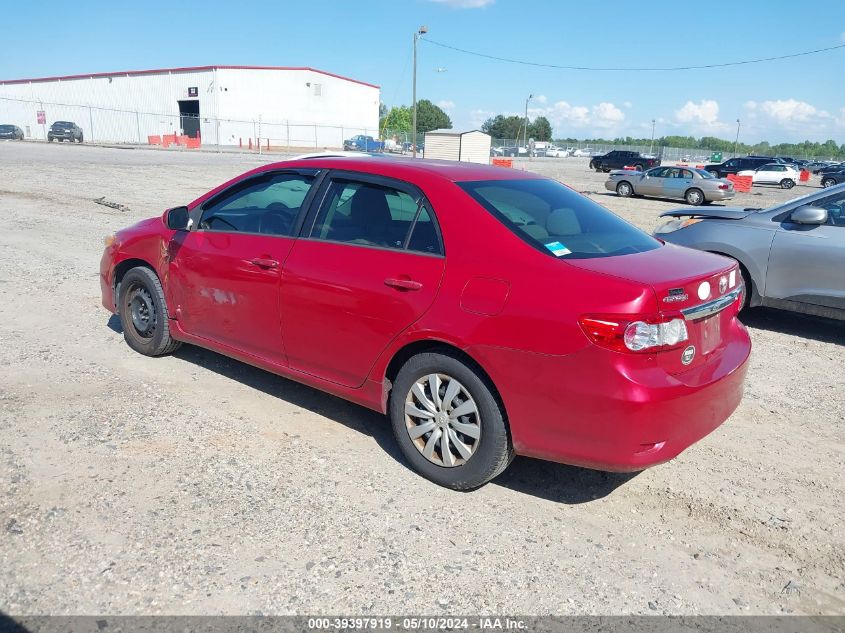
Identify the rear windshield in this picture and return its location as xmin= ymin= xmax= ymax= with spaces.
xmin=459 ymin=179 xmax=660 ymax=259
xmin=694 ymin=169 xmax=714 ymax=178
xmin=0 ymin=125 xmax=14 ymax=131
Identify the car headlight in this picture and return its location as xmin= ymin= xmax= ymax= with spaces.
xmin=654 ymin=218 xmax=701 ymax=234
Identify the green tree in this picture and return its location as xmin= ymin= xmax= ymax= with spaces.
xmin=381 ymin=106 xmax=412 ymax=135
xmin=528 ymin=116 xmax=552 ymax=141
xmin=481 ymin=114 xmax=524 ymax=139
xmin=415 ymin=99 xmax=451 ymax=133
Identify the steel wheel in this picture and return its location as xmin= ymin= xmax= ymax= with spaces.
xmin=616 ymin=181 xmax=633 ymax=197
xmin=404 ymin=373 xmax=481 ymax=468
xmin=128 ymin=284 xmax=157 ymax=338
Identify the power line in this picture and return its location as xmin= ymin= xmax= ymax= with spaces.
xmin=422 ymin=38 xmax=845 ymax=71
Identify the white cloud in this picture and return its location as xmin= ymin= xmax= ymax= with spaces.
xmin=437 ymin=99 xmax=455 ymax=112
xmin=676 ymin=99 xmax=720 ymax=125
xmin=525 ymin=100 xmax=626 ymax=136
xmin=534 ymin=94 xmax=548 ymax=105
xmin=623 ymin=101 xmax=632 ymax=109
xmin=469 ymin=108 xmax=497 ymax=127
xmin=758 ymin=99 xmax=820 ymax=122
xmin=428 ymin=0 xmax=494 ymax=8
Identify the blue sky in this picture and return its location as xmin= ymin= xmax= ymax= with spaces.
xmin=1 ymin=0 xmax=844 ymax=143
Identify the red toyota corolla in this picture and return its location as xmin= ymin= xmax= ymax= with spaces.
xmin=100 ymin=157 xmax=750 ymax=489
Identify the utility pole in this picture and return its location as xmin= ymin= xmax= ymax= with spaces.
xmin=734 ymin=119 xmax=741 ymax=158
xmin=412 ymin=25 xmax=428 ymax=158
xmin=523 ymin=94 xmax=533 ymax=155
xmin=650 ymin=119 xmax=656 ymax=155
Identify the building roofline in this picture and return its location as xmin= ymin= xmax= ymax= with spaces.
xmin=0 ymin=65 xmax=380 ymax=89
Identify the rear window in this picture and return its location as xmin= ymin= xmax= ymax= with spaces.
xmin=0 ymin=125 xmax=14 ymax=131
xmin=459 ymin=179 xmax=660 ymax=259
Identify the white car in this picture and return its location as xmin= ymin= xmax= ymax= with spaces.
xmin=571 ymin=148 xmax=592 ymax=157
xmin=545 ymin=146 xmax=570 ymax=158
xmin=738 ymin=163 xmax=800 ymax=189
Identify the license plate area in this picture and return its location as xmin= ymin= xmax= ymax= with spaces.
xmin=698 ymin=314 xmax=721 ymax=356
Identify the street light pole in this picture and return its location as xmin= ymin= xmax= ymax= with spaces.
xmin=650 ymin=119 xmax=656 ymax=155
xmin=523 ymin=94 xmax=533 ymax=155
xmin=412 ymin=25 xmax=428 ymax=159
xmin=734 ymin=119 xmax=741 ymax=158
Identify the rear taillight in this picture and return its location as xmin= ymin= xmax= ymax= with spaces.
xmin=579 ymin=313 xmax=689 ymax=353
xmin=718 ymin=184 xmax=730 ymax=190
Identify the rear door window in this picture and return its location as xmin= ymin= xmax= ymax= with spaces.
xmin=459 ymin=178 xmax=660 ymax=259
xmin=310 ymin=177 xmax=443 ymax=254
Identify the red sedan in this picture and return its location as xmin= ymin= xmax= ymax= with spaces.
xmin=100 ymin=157 xmax=750 ymax=489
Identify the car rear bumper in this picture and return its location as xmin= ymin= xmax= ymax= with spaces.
xmin=467 ymin=320 xmax=750 ymax=471
xmin=704 ymin=189 xmax=736 ymax=201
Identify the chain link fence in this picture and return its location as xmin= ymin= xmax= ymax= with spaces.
xmin=0 ymin=96 xmax=378 ymax=151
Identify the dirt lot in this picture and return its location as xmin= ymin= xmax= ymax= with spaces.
xmin=0 ymin=142 xmax=842 ymax=615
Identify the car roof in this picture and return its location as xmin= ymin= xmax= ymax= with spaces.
xmin=262 ymin=156 xmax=545 ymax=183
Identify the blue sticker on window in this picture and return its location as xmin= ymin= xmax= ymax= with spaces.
xmin=544 ymin=241 xmax=572 ymax=256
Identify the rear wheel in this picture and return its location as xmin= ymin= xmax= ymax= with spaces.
xmin=634 ymin=163 xmax=644 ymax=171
xmin=685 ymin=188 xmax=705 ymax=206
xmin=78 ymin=134 xmax=84 ymax=143
xmin=708 ymin=170 xmax=720 ymax=178
xmin=780 ymin=178 xmax=795 ymax=189
xmin=822 ymin=177 xmax=836 ymax=188
xmin=118 ymin=266 xmax=182 ymax=357
xmin=389 ymin=351 xmax=513 ymax=490
xmin=616 ymin=181 xmax=634 ymax=197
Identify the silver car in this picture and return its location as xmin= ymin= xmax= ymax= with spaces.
xmin=606 ymin=166 xmax=736 ymax=206
xmin=655 ymin=183 xmax=845 ymax=320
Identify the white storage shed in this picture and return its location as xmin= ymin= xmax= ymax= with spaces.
xmin=423 ymin=129 xmax=491 ymax=164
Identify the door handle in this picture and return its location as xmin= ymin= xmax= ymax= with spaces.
xmin=250 ymin=257 xmax=279 ymax=269
xmin=384 ymin=277 xmax=423 ymax=291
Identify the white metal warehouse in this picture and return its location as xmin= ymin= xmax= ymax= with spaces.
xmin=0 ymin=65 xmax=380 ymax=147
xmin=423 ymin=129 xmax=492 ymax=164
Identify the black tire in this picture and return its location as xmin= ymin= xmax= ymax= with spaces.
xmin=616 ymin=181 xmax=634 ymax=197
xmin=591 ymin=161 xmax=601 ymax=172
xmin=58 ymin=138 xmax=64 ymax=142
xmin=118 ymin=266 xmax=182 ymax=357
xmin=389 ymin=351 xmax=513 ymax=490
xmin=634 ymin=163 xmax=644 ymax=171
xmin=737 ymin=262 xmax=753 ymax=311
xmin=48 ymin=136 xmax=54 ymax=142
xmin=822 ymin=177 xmax=836 ymax=188
xmin=780 ymin=178 xmax=795 ymax=189
xmin=78 ymin=135 xmax=83 ymax=143
xmin=708 ymin=170 xmax=720 ymax=178
xmin=685 ymin=188 xmax=705 ymax=206
xmin=602 ymin=168 xmax=611 ymax=173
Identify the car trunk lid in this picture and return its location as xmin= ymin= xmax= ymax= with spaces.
xmin=569 ymin=244 xmax=742 ymax=374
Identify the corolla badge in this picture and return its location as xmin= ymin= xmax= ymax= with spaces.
xmin=663 ymin=287 xmax=688 ymax=303
xmin=681 ymin=345 xmax=696 ymax=365
xmin=719 ymin=276 xmax=728 ymax=294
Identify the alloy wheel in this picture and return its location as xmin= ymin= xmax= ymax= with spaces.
xmin=404 ymin=373 xmax=481 ymax=468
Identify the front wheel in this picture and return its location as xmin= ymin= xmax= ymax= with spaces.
xmin=118 ymin=266 xmax=182 ymax=357
xmin=685 ymin=188 xmax=705 ymax=206
xmin=77 ymin=135 xmax=83 ymax=143
xmin=780 ymin=178 xmax=795 ymax=189
xmin=389 ymin=351 xmax=513 ymax=490
xmin=708 ymin=170 xmax=720 ymax=178
xmin=616 ymin=181 xmax=634 ymax=197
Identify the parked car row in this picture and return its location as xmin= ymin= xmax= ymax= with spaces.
xmin=0 ymin=121 xmax=86 ymax=143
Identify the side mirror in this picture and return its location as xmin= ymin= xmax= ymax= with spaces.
xmin=790 ymin=205 xmax=828 ymax=225
xmin=165 ymin=206 xmax=190 ymax=231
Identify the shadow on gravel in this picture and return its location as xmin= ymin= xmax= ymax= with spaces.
xmin=593 ymin=192 xmax=731 ymax=206
xmin=493 ymin=458 xmax=637 ymax=503
xmin=741 ymin=307 xmax=844 ymax=346
xmin=107 ymin=313 xmax=639 ymax=502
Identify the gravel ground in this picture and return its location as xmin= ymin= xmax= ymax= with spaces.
xmin=0 ymin=141 xmax=842 ymax=616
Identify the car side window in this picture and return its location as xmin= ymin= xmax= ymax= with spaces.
xmin=648 ymin=167 xmax=667 ymax=178
xmin=310 ymin=178 xmax=444 ymax=254
xmin=680 ymin=169 xmax=693 ymax=179
xmin=814 ymin=190 xmax=845 ymax=227
xmin=199 ymin=172 xmax=315 ymax=236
